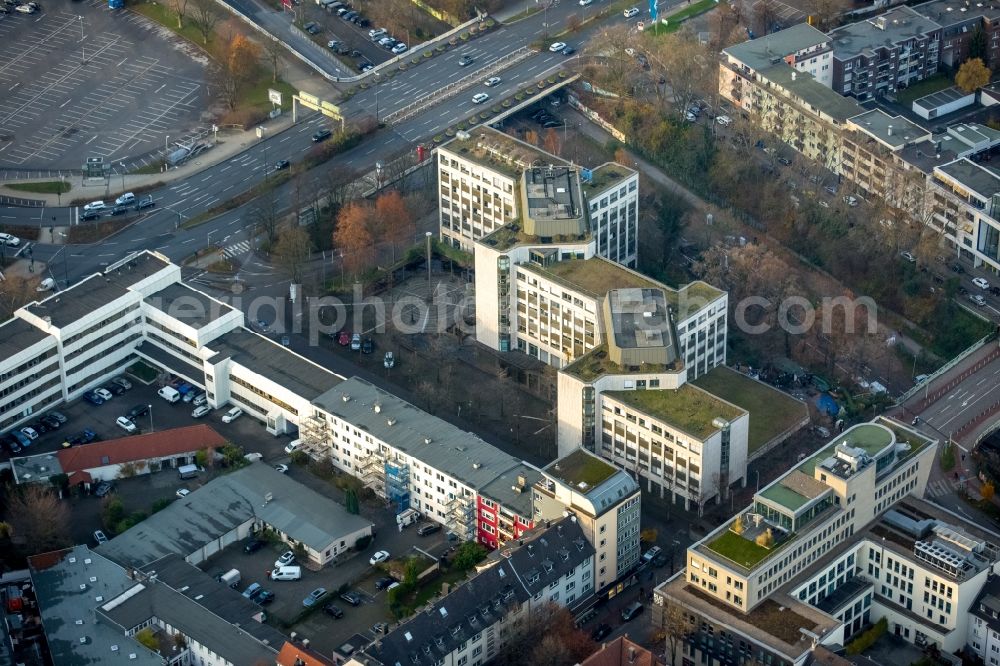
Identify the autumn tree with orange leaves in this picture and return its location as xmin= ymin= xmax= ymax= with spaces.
xmin=217 ymin=34 xmax=261 ymax=110
xmin=333 ymin=202 xmax=374 ymax=277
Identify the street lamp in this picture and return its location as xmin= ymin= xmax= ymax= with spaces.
xmin=78 ymin=16 xmax=85 ymax=62
xmin=207 ymin=229 xmax=216 ymax=253
xmin=119 ymin=162 xmax=126 ymax=193
xmin=425 ymin=232 xmax=433 ymax=286
xmin=374 ymin=72 xmax=381 ymax=124
xmin=148 ymin=404 xmax=153 ymax=432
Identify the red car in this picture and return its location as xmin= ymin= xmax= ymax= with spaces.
xmin=337 ymin=331 xmax=351 ymax=346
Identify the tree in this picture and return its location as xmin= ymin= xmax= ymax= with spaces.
xmin=494 ymin=603 xmax=593 ymax=666
xmin=333 ymin=202 xmax=374 ymax=276
xmin=263 ymin=37 xmax=284 ymax=84
xmin=345 ymin=488 xmax=360 ymax=514
xmin=969 ymin=24 xmax=988 ymax=63
xmin=752 ymin=0 xmax=779 ymax=36
xmin=807 ymin=0 xmax=846 ymax=31
xmin=983 ymin=480 xmax=995 ymax=502
xmin=373 ymin=190 xmax=414 ymax=262
xmin=191 ymin=0 xmax=222 ymax=45
xmin=218 ymin=34 xmax=261 ymax=110
xmin=956 ymin=57 xmax=990 ymax=93
xmin=451 ymin=541 xmax=487 ymax=571
xmin=250 ymin=190 xmax=280 ymax=246
xmin=169 ymin=0 xmax=192 ymax=28
xmin=659 ymin=601 xmax=689 ymax=666
xmin=273 ymin=225 xmax=313 ymax=282
xmin=731 ymin=516 xmax=744 ymax=535
xmin=583 ymin=25 xmax=639 ymax=98
xmin=543 ymin=128 xmax=561 ymax=156
xmin=0 ymin=275 xmax=36 ymax=320
xmin=640 ymin=527 xmax=658 ymax=544
xmin=6 ymin=485 xmax=71 ymax=554
xmin=403 ymin=556 xmax=421 ymax=586
xmin=647 ymin=30 xmax=715 ymax=121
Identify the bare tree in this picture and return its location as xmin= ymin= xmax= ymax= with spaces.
xmin=5 ymin=485 xmax=71 ymax=555
xmin=660 ymin=601 xmax=689 ymax=666
xmin=647 ymin=29 xmax=715 ymax=121
xmin=273 ymin=225 xmax=314 ymax=283
xmin=263 ymin=37 xmax=285 ymax=84
xmin=169 ymin=0 xmax=192 ymax=28
xmin=250 ymin=190 xmax=281 ymax=246
xmin=0 ymin=275 xmax=36 ymax=320
xmin=753 ymin=0 xmax=780 ymax=36
xmin=583 ymin=25 xmax=639 ymax=98
xmin=191 ymin=0 xmax=222 ymax=45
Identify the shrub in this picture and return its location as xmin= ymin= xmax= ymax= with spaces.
xmin=515 ymin=93 xmax=525 ymax=100
xmin=460 ymin=32 xmax=469 ymax=40
xmin=152 ymin=498 xmax=173 ymax=513
xmin=433 ymin=134 xmax=444 ymax=143
xmin=846 ymin=618 xmax=887 ymax=655
xmin=355 ymin=534 xmax=373 ymax=551
xmin=451 ymin=542 xmax=487 ymax=571
xmin=290 ymin=449 xmax=309 ymax=466
xmin=217 ymin=107 xmax=268 ymax=129
xmin=423 ymin=50 xmax=433 ymax=58
xmin=501 ymin=99 xmax=512 ymax=107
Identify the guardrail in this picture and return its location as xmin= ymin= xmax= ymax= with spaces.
xmin=384 ymin=47 xmax=534 ymax=125
xmin=895 ymin=333 xmax=998 ymax=407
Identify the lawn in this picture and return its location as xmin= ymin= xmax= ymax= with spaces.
xmin=606 ymin=385 xmax=744 ymax=439
xmin=705 ymin=529 xmax=775 ymax=569
xmin=896 ymin=73 xmax=951 ymax=108
xmin=645 ymin=0 xmax=717 ymax=34
xmin=127 ymin=361 xmax=159 ymax=383
xmin=7 ymin=181 xmax=72 ymax=194
xmin=547 ymin=448 xmax=618 ymax=487
xmin=692 ymin=366 xmax=808 ymax=454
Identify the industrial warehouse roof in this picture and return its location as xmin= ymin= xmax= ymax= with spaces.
xmin=97 ymin=462 xmax=372 ymax=568
xmin=145 ymin=282 xmax=235 ymax=329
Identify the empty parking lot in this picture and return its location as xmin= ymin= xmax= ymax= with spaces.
xmin=0 ymin=1 xmax=207 ymax=169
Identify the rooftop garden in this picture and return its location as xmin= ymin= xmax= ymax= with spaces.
xmin=527 ymin=258 xmax=662 ymax=298
xmin=606 ymin=385 xmax=744 ymax=440
xmin=704 ymin=515 xmax=795 ymax=571
xmin=582 ymin=164 xmax=631 ymax=192
xmin=562 ymin=345 xmax=682 ymax=382
xmin=692 ymin=367 xmax=808 ymax=454
xmin=547 ymin=448 xmax=617 ymax=488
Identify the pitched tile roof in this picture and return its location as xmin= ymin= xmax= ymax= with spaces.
xmin=579 ymin=636 xmax=663 ymax=666
xmin=277 ymin=641 xmax=337 ymax=666
xmin=57 ymin=425 xmax=226 ymax=482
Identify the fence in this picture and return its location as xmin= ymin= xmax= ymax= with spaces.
xmin=896 ymin=333 xmax=999 ymax=408
xmin=567 ymin=94 xmax=626 ymax=143
xmin=748 ymin=413 xmax=811 ymax=464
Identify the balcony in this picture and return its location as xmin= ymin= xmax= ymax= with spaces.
xmin=301 ymin=414 xmax=329 ymax=447
xmin=359 ymin=452 xmax=386 ymax=490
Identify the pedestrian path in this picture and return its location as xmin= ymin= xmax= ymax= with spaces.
xmin=924 ymin=478 xmax=958 ymax=499
xmin=221 ymin=240 xmax=253 ymax=259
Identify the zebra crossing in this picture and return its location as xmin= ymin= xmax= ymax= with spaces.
xmin=221 ymin=240 xmax=253 ymax=259
xmin=924 ymin=478 xmax=959 ymax=499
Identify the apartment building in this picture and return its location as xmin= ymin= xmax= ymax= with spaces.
xmin=533 ymin=449 xmax=641 ymax=590
xmin=926 ymin=150 xmax=1000 ymax=272
xmin=437 ymin=127 xmax=638 ymax=267
xmin=841 ymin=108 xmax=931 ymax=208
xmin=829 ymin=6 xmax=942 ymax=101
xmin=968 ymin=575 xmax=1000 ymax=664
xmin=348 ymin=518 xmax=595 ymax=666
xmin=915 ymin=0 xmax=1000 ymax=69
xmin=597 ymin=385 xmax=748 ymax=512
xmin=652 ymin=418 xmax=971 ymax=665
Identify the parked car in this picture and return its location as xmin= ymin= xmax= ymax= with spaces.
xmin=94 ymin=388 xmax=114 ymax=402
xmin=970 ymin=294 xmax=987 ymax=307
xmin=351 ymin=333 xmax=361 ymax=351
xmin=591 ymin=623 xmax=612 ymax=641
xmin=368 ymin=27 xmax=386 ymax=39
xmin=244 ymin=538 xmax=264 ymax=554
xmin=340 ymin=591 xmax=362 ymax=606
xmin=0 ymin=233 xmax=21 ymax=246
xmin=255 ymin=589 xmax=275 ymax=605
xmin=391 ymin=43 xmax=407 ymax=54
xmin=284 ymin=439 xmax=301 ymax=454
xmin=621 ymin=601 xmax=644 ymax=621
xmin=337 ymin=330 xmax=351 ymax=346
xmin=324 ymin=603 xmax=344 ymax=618
xmin=62 ymin=429 xmax=96 ymax=448
xmin=843 ymin=195 xmax=858 ymax=207
xmin=303 ymin=587 xmax=327 ymax=607
xmin=110 ymin=376 xmax=132 ymax=391
xmin=176 ymin=488 xmax=190 ymax=498
xmin=369 ymin=550 xmax=390 ymax=565
xmin=549 ymin=42 xmax=566 ymax=52
xmin=106 ymin=383 xmax=126 ymax=396
xmin=135 ymin=195 xmax=155 ymax=210
xmin=40 ymin=414 xmax=63 ymax=430
xmin=94 ymin=482 xmax=114 ymax=498
xmin=127 ymin=404 xmax=149 ymax=420
xmin=191 ymin=405 xmax=210 ymax=418
xmin=375 ymin=576 xmax=397 ymax=590
xmin=623 ymin=7 xmax=639 ymax=17
xmin=192 ymin=393 xmax=208 ymax=406
xmin=383 ymin=351 xmax=395 ymax=369
xmin=973 ymin=277 xmax=991 ymax=290
xmin=275 ymin=551 xmax=296 ymax=568
xmin=417 ymin=523 xmax=440 ymax=536
xmin=94 ymin=530 xmax=108 ymax=545
xmin=361 ymin=338 xmax=374 ymax=354
xmin=47 ymin=410 xmax=68 ymax=424
xmin=274 ymin=464 xmax=289 ymax=473
xmin=20 ymin=427 xmax=38 ymax=441
xmin=83 ymin=201 xmax=107 ymax=212
xmin=115 ymin=416 xmax=137 ymax=433
xmin=221 ymin=407 xmax=243 ymax=423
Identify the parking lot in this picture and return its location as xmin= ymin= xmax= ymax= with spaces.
xmin=300 ymin=2 xmax=395 ymax=72
xmin=0 ymin=0 xmax=207 ymax=169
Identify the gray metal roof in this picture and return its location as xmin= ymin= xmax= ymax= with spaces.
xmin=206 ymin=327 xmax=344 ymax=401
xmin=543 ymin=449 xmax=640 ymax=517
xmin=723 ymin=23 xmax=830 ymax=71
xmin=915 ymin=0 xmax=1000 ymax=27
xmin=10 ymin=450 xmax=64 ymax=484
xmin=25 ymin=251 xmax=170 ymax=329
xmin=849 ymin=109 xmax=930 ymax=150
xmin=829 ymin=6 xmax=941 ymax=59
xmin=759 ymin=64 xmax=864 ymax=123
xmin=607 ymin=288 xmax=676 ymax=355
xmin=98 ymin=462 xmax=373 ymax=568
xmin=314 ymin=377 xmax=542 ymax=506
xmin=935 ymin=157 xmax=1000 ymax=198
xmin=144 ymin=283 xmax=235 ymax=330
xmin=0 ymin=316 xmax=51 ymax=359
xmin=28 ymin=546 xmax=162 ymax=666
xmin=913 ymin=86 xmax=972 ymax=112
xmin=358 ymin=519 xmax=593 ymax=666
xmin=96 ymin=578 xmax=278 ymax=665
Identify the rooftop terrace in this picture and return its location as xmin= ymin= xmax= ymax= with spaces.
xmin=604 ymin=385 xmax=745 ymax=440
xmin=797 ymin=423 xmax=894 ymax=476
xmin=561 ymin=344 xmax=683 ymax=381
xmin=441 ymin=126 xmax=567 ymax=180
xmin=523 ymin=257 xmax=661 ymax=299
xmin=545 ymin=448 xmax=619 ymax=489
xmin=582 ymin=163 xmax=634 ymax=193
xmin=478 ymin=222 xmax=592 ymax=252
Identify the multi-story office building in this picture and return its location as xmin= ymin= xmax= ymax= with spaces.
xmin=533 ymin=448 xmax=641 ymax=590
xmin=829 ymin=6 xmax=942 ymax=101
xmin=915 ymin=0 xmax=1000 ymax=69
xmin=651 ymin=418 xmax=991 ymax=665
xmin=348 ymin=518 xmax=595 ymax=666
xmin=437 ymin=127 xmax=638 ymax=267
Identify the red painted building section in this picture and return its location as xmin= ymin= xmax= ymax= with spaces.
xmin=476 ymin=495 xmax=533 ymax=550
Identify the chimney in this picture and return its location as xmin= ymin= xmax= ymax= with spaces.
xmin=791 ymin=71 xmax=797 ymax=81
xmin=887 ymin=125 xmax=893 ymax=136
xmin=517 ymin=474 xmax=526 ymax=487
xmin=628 ymin=646 xmax=637 ymax=663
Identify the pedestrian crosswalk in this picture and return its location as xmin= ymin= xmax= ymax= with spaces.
xmin=925 ymin=479 xmax=958 ymax=499
xmin=221 ymin=241 xmax=252 ymax=259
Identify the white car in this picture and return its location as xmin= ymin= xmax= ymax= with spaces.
xmin=484 ymin=76 xmax=501 ymax=87
xmin=392 ymin=43 xmax=407 ymax=54
xmin=900 ymin=251 xmax=916 ymax=263
xmin=275 ymin=551 xmax=296 ymax=568
xmin=274 ymin=464 xmax=289 ymax=473
xmin=15 ymin=4 xmax=35 ymax=13
xmin=115 ymin=416 xmax=137 ymax=433
xmin=114 ymin=192 xmax=135 ymax=206
xmin=94 ymin=388 xmax=114 ymax=402
xmin=284 ymin=439 xmax=301 ymax=454
xmin=176 ymin=488 xmax=191 ymax=498
xmin=579 ymin=0 xmax=591 ymax=5
xmin=384 ymin=351 xmax=395 ymax=369
xmin=843 ymin=195 xmax=858 ymax=207
xmin=83 ymin=201 xmax=106 ymax=212
xmin=472 ymin=92 xmax=490 ymax=104
xmin=715 ymin=115 xmax=732 ymax=126
xmin=973 ymin=277 xmax=991 ymax=290
xmin=0 ymin=233 xmax=20 ymax=247
xmin=369 ymin=550 xmax=390 ymax=565
xmin=549 ymin=42 xmax=567 ymax=52
xmin=191 ymin=405 xmax=210 ymax=418
xmin=221 ymin=407 xmax=243 ymax=423
xmin=20 ymin=427 xmax=38 ymax=441
xmin=368 ymin=27 xmax=386 ymax=39
xmin=624 ymin=6 xmax=639 ymax=16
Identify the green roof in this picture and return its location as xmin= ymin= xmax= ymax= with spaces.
xmin=759 ymin=484 xmax=810 ymax=511
xmin=692 ymin=366 xmax=808 ymax=454
xmin=582 ymin=163 xmax=632 ymax=193
xmin=547 ymin=448 xmax=618 ymax=488
xmin=605 ymin=385 xmax=745 ymax=440
xmin=524 ymin=258 xmax=661 ymax=299
xmin=479 ymin=222 xmax=590 ymax=252
xmin=561 ymin=344 xmax=682 ymax=382
xmin=797 ymin=423 xmax=894 ymax=475
xmin=706 ymin=528 xmax=787 ymax=569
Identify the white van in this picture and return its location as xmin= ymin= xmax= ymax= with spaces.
xmin=284 ymin=438 xmax=302 ymax=454
xmin=219 ymin=568 xmax=241 ymax=588
xmin=115 ymin=192 xmax=135 ymax=206
xmin=177 ymin=464 xmax=199 ymax=480
xmin=158 ymin=386 xmax=180 ymax=403
xmin=270 ymin=565 xmax=302 ymax=581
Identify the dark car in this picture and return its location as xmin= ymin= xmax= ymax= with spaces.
xmin=375 ymin=576 xmax=397 ymax=591
xmin=361 ymin=338 xmax=374 ymax=354
xmin=48 ymin=410 xmax=68 ymax=424
xmin=83 ymin=391 xmax=104 ymax=406
xmin=63 ymin=429 xmax=97 ymax=448
xmin=81 ymin=211 xmax=100 ymax=221
xmin=4 ymin=436 xmax=23 ymax=455
xmin=312 ymin=128 xmax=332 ymax=142
xmin=94 ymin=481 xmax=114 ymax=498
xmin=324 ymin=603 xmax=344 ymax=618
xmin=542 ymin=120 xmax=562 ymax=128
xmin=417 ymin=523 xmax=440 ymax=536
xmin=127 ymin=404 xmax=149 ymax=420
xmin=459 ymin=55 xmax=473 ymax=66
xmin=28 ymin=420 xmax=49 ymax=434
xmin=107 ymin=383 xmax=126 ymax=396
xmin=110 ymin=205 xmax=128 ymax=216
xmin=244 ymin=539 xmax=264 ymax=554
xmin=359 ymin=62 xmax=373 ymax=72
xmin=41 ymin=414 xmax=63 ymax=429
xmin=951 ymin=263 xmax=965 ymax=274
xmin=591 ymin=623 xmax=612 ymax=641
xmin=357 ymin=17 xmax=370 ymax=26
xmin=255 ymin=589 xmax=275 ymax=605
xmin=651 ymin=552 xmax=669 ymax=567
xmin=561 ymin=45 xmax=576 ymax=55
xmin=340 ymin=591 xmax=362 ymax=606
xmin=621 ymin=602 xmax=643 ymax=621
xmin=275 ymin=159 xmax=290 ymax=170
xmin=135 ymin=195 xmax=155 ymax=210
xmin=350 ymin=49 xmax=362 ymax=57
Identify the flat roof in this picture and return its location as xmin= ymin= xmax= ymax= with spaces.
xmin=830 ymin=6 xmax=941 ymax=58
xmin=758 ymin=64 xmax=864 ymax=123
xmin=899 ymin=131 xmax=960 ymax=173
xmin=28 ymin=546 xmax=161 ymax=665
xmin=97 ymin=462 xmax=372 ymax=567
xmin=313 ymin=377 xmax=541 ymax=511
xmin=561 ymin=343 xmax=684 ymax=382
xmin=545 ymin=448 xmax=618 ymax=488
xmin=604 ymin=385 xmax=745 ymax=440
xmin=607 ymin=288 xmax=674 ymax=352
xmin=914 ymin=86 xmax=972 ymax=111
xmin=759 ymin=470 xmax=830 ymax=512
xmin=935 ymin=157 xmax=1000 ymax=198
xmin=849 ymin=109 xmax=930 ymax=150
xmin=915 ymin=0 xmax=1000 ymax=25
xmin=582 ymin=163 xmax=635 ymax=194
xmin=723 ymin=23 xmax=830 ymax=71
xmin=440 ymin=126 xmax=567 ymax=179
xmin=145 ymin=283 xmax=235 ymax=329
xmin=522 ymin=257 xmax=661 ymax=299
xmin=0 ymin=316 xmax=51 ymax=359
xmin=524 ymin=165 xmax=582 ymax=222
xmin=796 ymin=423 xmax=895 ymax=475
xmin=25 ymin=251 xmax=170 ymax=329
xmin=206 ymin=327 xmax=343 ymax=401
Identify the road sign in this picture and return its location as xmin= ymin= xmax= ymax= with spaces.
xmin=321 ymin=100 xmax=340 ymax=115
xmin=84 ymin=157 xmax=106 ymax=179
xmin=268 ymin=88 xmax=282 ymax=106
xmin=299 ymin=92 xmax=320 ymax=107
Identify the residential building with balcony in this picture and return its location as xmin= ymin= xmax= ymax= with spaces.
xmin=927 ymin=150 xmax=1000 ymax=272
xmin=828 ymin=7 xmax=942 ymax=101
xmin=533 ymin=448 xmax=641 ymax=590
xmin=841 ymin=108 xmax=932 ymax=209
xmin=437 ymin=127 xmax=638 ymax=267
xmin=915 ymin=0 xmax=1000 ymax=69
xmin=652 ymin=418 xmax=966 ymax=665
xmin=968 ymin=575 xmax=1000 ymax=664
